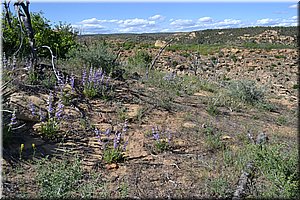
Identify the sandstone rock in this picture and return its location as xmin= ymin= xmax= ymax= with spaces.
xmin=9 ymin=92 xmax=46 ymax=122
xmin=155 ymin=40 xmax=167 ymax=48
xmin=182 ymin=122 xmax=197 ymax=129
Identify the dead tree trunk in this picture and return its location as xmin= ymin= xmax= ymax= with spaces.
xmin=14 ymin=0 xmax=37 ymax=69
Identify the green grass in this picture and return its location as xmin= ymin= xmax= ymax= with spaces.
xmin=166 ymin=44 xmax=226 ymax=55
xmin=223 ymin=143 xmax=299 ymax=198
xmin=242 ymin=42 xmax=295 ymax=50
xmin=35 ymin=155 xmax=106 ymax=199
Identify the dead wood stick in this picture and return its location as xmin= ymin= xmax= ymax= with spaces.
xmin=146 ymin=39 xmax=173 ymax=78
xmin=40 ymin=46 xmax=61 ymax=84
xmin=232 ymin=161 xmax=255 ymax=200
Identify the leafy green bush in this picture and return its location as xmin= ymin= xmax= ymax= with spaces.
xmin=67 ymin=42 xmax=116 ymax=74
xmin=2 ymin=11 xmax=77 ymax=58
xmin=227 ymin=80 xmax=265 ymax=105
xmin=225 ymin=143 xmax=299 ymax=198
xmin=128 ymin=50 xmax=152 ymax=68
xmin=36 ymin=156 xmax=83 ymax=198
xmin=123 ymin=41 xmax=136 ymax=50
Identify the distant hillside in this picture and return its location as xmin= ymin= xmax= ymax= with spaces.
xmin=78 ymin=26 xmax=297 ymax=47
xmin=183 ymin=26 xmax=297 ymax=45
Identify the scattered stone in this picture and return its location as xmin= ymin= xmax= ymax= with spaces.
xmin=182 ymin=122 xmax=197 ymax=129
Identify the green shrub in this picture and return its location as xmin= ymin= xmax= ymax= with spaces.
xmin=128 ymin=50 xmax=152 ymax=69
xmin=227 ymin=80 xmax=265 ymax=105
xmin=103 ymin=147 xmax=124 ymax=164
xmin=2 ymin=11 xmax=77 ymax=58
xmin=36 ymin=156 xmax=83 ymax=198
xmin=123 ymin=41 xmax=136 ymax=50
xmin=226 ymin=143 xmax=299 ymax=198
xmin=40 ymin=118 xmax=59 ymax=140
xmin=67 ymin=41 xmax=116 ymax=74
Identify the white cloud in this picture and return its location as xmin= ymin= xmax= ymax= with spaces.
xmin=170 ymin=19 xmax=195 ymax=27
xmin=80 ymin=18 xmax=102 ymax=24
xmin=198 ymin=17 xmax=213 ymax=22
xmin=74 ymin=14 xmax=296 ymax=34
xmin=120 ymin=18 xmax=156 ymax=27
xmin=256 ymin=17 xmax=297 ymax=27
xmin=149 ymin=14 xmax=165 ymax=21
xmin=217 ymin=19 xmax=241 ymax=25
xmin=256 ymin=18 xmax=277 ymax=25
xmin=289 ymin=4 xmax=297 ymax=9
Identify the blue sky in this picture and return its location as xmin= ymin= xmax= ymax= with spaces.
xmin=25 ymin=1 xmax=299 ymax=34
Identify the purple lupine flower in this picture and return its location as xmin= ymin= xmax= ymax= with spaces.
xmin=39 ymin=108 xmax=46 ymax=121
xmin=105 ymin=76 xmax=110 ymax=88
xmin=153 ymin=132 xmax=160 ymax=140
xmin=55 ymin=101 xmax=64 ymax=119
xmin=152 ymin=126 xmax=160 ymax=140
xmin=95 ymin=128 xmax=101 ymax=143
xmin=100 ymin=72 xmax=105 ymax=84
xmin=113 ymin=136 xmax=118 ymax=149
xmin=82 ymin=68 xmax=87 ymax=86
xmin=65 ymin=75 xmax=69 ymax=85
xmin=122 ymin=119 xmax=128 ymax=134
xmin=29 ymin=102 xmax=35 ymax=116
xmin=88 ymin=67 xmax=94 ymax=83
xmin=2 ymin=53 xmax=7 ymax=68
xmin=6 ymin=58 xmax=10 ymax=68
xmin=70 ymin=74 xmax=75 ymax=92
xmin=9 ymin=110 xmax=17 ymax=127
xmin=167 ymin=131 xmax=172 ymax=144
xmin=94 ymin=68 xmax=102 ymax=84
xmin=123 ymin=140 xmax=129 ymax=151
xmin=152 ymin=127 xmax=156 ymax=135
xmin=113 ymin=132 xmax=122 ymax=149
xmin=104 ymin=128 xmax=111 ymax=136
xmin=12 ymin=55 xmax=16 ymax=70
xmin=47 ymin=91 xmax=54 ymax=117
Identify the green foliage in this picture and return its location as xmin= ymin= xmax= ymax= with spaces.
xmin=154 ymin=139 xmax=170 ymax=152
xmin=204 ymin=131 xmax=224 ymax=150
xmin=116 ymin=107 xmax=128 ymax=122
xmin=2 ymin=12 xmax=77 ymax=58
xmin=276 ymin=116 xmax=288 ymax=126
xmin=227 ymin=80 xmax=265 ymax=105
xmin=67 ymin=42 xmax=116 ymax=74
xmin=166 ymin=44 xmax=224 ymax=55
xmin=36 ymin=156 xmax=88 ymax=198
xmin=206 ymin=103 xmax=220 ymax=116
xmin=225 ymin=143 xmax=299 ymax=198
xmin=83 ymin=82 xmax=98 ymax=98
xmin=128 ymin=50 xmax=152 ymax=68
xmin=123 ymin=41 xmax=136 ymax=50
xmin=27 ymin=70 xmax=39 ymax=85
xmin=2 ymin=125 xmax=12 ymax=147
xmin=242 ymin=42 xmax=294 ymax=50
xmin=208 ymin=176 xmax=231 ymax=197
xmin=40 ymin=118 xmax=59 ymax=140
xmin=102 ymin=147 xmax=124 ymax=164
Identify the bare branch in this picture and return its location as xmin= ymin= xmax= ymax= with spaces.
xmin=146 ymin=39 xmax=173 ymax=78
xmin=14 ymin=0 xmax=37 ymax=68
xmin=40 ymin=45 xmax=62 ymax=84
xmin=3 ymin=0 xmax=12 ymax=28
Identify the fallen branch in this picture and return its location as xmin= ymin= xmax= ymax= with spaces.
xmin=232 ymin=133 xmax=269 ymax=199
xmin=232 ymin=161 xmax=255 ymax=200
